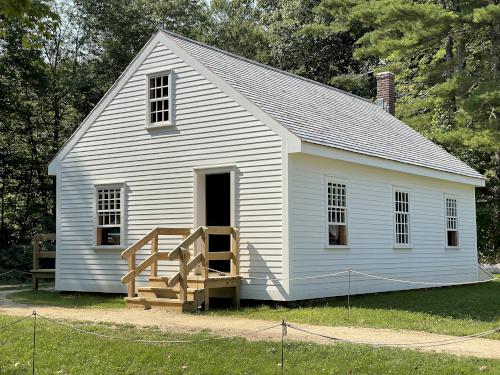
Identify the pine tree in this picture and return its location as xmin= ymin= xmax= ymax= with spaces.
xmin=316 ymin=0 xmax=499 ymax=261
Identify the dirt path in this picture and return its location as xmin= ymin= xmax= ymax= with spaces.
xmin=0 ymin=290 xmax=499 ymax=360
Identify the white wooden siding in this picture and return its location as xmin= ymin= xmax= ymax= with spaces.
xmin=289 ymin=153 xmax=478 ymax=300
xmin=57 ymin=42 xmax=285 ymax=300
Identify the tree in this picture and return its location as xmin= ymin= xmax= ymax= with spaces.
xmin=204 ymin=0 xmax=268 ymax=60
xmin=73 ymin=0 xmax=209 ymax=93
xmin=258 ymin=0 xmax=376 ymax=97
xmin=317 ymin=0 xmax=500 ymax=261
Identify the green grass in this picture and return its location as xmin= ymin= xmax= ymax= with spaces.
xmin=8 ymin=290 xmax=125 ymax=309
xmin=0 ymin=315 xmax=498 ymax=374
xmin=207 ymin=280 xmax=500 ymax=339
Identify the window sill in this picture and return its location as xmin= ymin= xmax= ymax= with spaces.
xmin=145 ymin=121 xmax=173 ymax=130
xmin=393 ymin=245 xmax=412 ymax=250
xmin=445 ymin=246 xmax=460 ymax=250
xmin=93 ymin=245 xmax=126 ymax=251
xmin=325 ymin=245 xmax=350 ymax=250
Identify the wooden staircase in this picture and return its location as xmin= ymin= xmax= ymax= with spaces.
xmin=121 ymin=226 xmax=240 ymax=312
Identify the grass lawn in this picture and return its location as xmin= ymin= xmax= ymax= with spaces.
xmin=0 ymin=315 xmax=498 ymax=374
xmin=207 ymin=279 xmax=500 ymax=340
xmin=8 ymin=290 xmax=125 ymax=309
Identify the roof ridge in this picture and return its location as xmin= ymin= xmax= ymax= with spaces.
xmin=159 ymin=27 xmax=371 ymax=104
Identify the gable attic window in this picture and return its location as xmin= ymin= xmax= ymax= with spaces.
xmin=394 ymin=189 xmax=410 ymax=246
xmin=95 ymin=184 xmax=125 ymax=248
xmin=148 ymin=72 xmax=173 ymax=126
xmin=445 ymin=196 xmax=459 ymax=247
xmin=327 ymin=180 xmax=348 ymax=246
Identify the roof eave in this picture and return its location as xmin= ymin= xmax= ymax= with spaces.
xmin=300 ymin=141 xmax=485 ymax=187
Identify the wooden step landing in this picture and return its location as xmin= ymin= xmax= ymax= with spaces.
xmin=137 ymin=286 xmax=204 ymax=300
xmin=125 ymin=297 xmax=202 ymax=313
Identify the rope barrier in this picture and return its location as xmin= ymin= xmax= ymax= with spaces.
xmin=285 ymin=323 xmax=500 ymax=348
xmin=0 ymin=312 xmax=498 ymax=362
xmin=37 ymin=314 xmax=281 ymax=344
xmin=202 ymin=266 xmax=349 ymax=281
xmin=0 ymin=314 xmax=34 ymax=331
xmin=0 ymin=269 xmax=33 ymax=277
xmin=201 ymin=265 xmax=493 ymax=285
xmin=350 ymin=270 xmax=494 ymax=286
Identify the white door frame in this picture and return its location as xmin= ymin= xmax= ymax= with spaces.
xmin=193 ymin=164 xmax=236 ymax=232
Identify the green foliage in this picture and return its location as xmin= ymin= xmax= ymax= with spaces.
xmin=1 ymin=0 xmax=498 ymax=267
xmin=316 ymin=0 xmax=500 ymax=262
xmin=204 ymin=0 xmax=268 ymax=60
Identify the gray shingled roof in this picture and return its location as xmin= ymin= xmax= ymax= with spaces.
xmin=165 ymin=30 xmax=482 ymax=179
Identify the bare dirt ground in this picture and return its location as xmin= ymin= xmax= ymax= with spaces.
xmin=0 ymin=289 xmax=499 ymax=359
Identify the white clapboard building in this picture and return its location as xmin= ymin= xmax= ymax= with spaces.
xmin=48 ymin=29 xmax=487 ymax=308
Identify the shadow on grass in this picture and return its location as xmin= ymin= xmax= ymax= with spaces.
xmin=212 ymin=280 xmax=500 ymax=324
xmin=7 ymin=290 xmax=125 ymax=309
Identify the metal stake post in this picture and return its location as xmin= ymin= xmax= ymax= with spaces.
xmin=32 ymin=310 xmax=37 ymax=375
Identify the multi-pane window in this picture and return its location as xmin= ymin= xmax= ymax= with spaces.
xmin=327 ymin=182 xmax=347 ymax=246
xmin=445 ymin=197 xmax=459 ymax=247
xmin=148 ymin=74 xmax=170 ymax=124
xmin=96 ymin=187 xmax=122 ymax=246
xmin=394 ymin=190 xmax=410 ymax=246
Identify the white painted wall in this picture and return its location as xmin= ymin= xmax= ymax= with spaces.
xmin=56 ymin=41 xmax=286 ymax=300
xmin=288 ymin=153 xmax=478 ymax=300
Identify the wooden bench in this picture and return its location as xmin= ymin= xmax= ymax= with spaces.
xmin=31 ymin=233 xmax=56 ymax=290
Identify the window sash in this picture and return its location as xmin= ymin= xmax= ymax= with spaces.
xmin=327 ymin=182 xmax=347 ymax=225
xmin=97 ymin=188 xmax=121 ymax=228
xmin=327 ymin=181 xmax=348 ymax=246
xmin=394 ymin=190 xmax=410 ymax=245
xmin=445 ymin=197 xmax=458 ymax=246
xmin=445 ymin=198 xmax=458 ymax=231
xmin=148 ymin=74 xmax=170 ymax=124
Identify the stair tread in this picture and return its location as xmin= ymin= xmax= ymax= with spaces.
xmin=139 ymin=287 xmax=203 ymax=292
xmin=125 ymin=297 xmax=186 ymax=304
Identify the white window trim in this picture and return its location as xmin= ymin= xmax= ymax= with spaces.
xmin=444 ymin=194 xmax=460 ymax=249
xmin=393 ymin=186 xmax=412 ymax=249
xmin=145 ymin=70 xmax=175 ymax=129
xmin=93 ymin=181 xmax=127 ymax=250
xmin=325 ymin=176 xmax=350 ymax=249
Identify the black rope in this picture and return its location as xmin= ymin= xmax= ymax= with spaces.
xmin=37 ymin=313 xmax=281 ymax=344
xmin=0 ymin=314 xmax=33 ymax=331
xmin=285 ymin=323 xmax=500 ymax=348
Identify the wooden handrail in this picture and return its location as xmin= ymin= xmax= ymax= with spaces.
xmin=121 ymin=226 xmax=239 ymax=300
xmin=169 ymin=226 xmax=204 ymax=260
xmin=121 ymin=228 xmax=158 ymax=259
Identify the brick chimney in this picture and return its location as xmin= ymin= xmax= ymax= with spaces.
xmin=376 ymin=72 xmax=395 ymax=115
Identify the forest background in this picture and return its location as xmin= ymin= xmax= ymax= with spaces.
xmin=1 ymin=0 xmax=498 ymax=277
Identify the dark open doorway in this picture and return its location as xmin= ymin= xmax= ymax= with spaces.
xmin=205 ymin=173 xmax=231 ymax=272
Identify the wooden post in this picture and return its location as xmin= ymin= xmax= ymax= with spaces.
xmin=32 ymin=236 xmax=40 ymax=291
xmin=150 ymin=234 xmax=158 ymax=278
xmin=128 ymin=254 xmax=136 ymax=297
xmin=201 ymin=228 xmax=209 ymax=310
xmin=179 ymin=248 xmax=188 ymax=304
xmin=233 ymin=285 xmax=240 ymax=309
xmin=230 ymin=228 xmax=239 ymax=276
xmin=201 ymin=229 xmax=209 ymax=279
xmin=204 ymin=287 xmax=210 ymax=311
